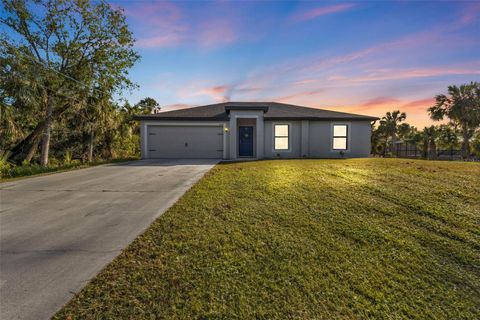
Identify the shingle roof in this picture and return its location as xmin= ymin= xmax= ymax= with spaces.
xmin=134 ymin=102 xmax=379 ymax=121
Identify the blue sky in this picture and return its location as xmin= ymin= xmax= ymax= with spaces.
xmin=71 ymin=1 xmax=480 ymax=126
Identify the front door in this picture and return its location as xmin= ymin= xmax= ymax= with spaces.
xmin=238 ymin=126 xmax=254 ymax=157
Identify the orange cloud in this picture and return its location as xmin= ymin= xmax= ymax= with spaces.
xmin=402 ymin=98 xmax=435 ymax=111
xmin=331 ymin=66 xmax=480 ymax=84
xmin=161 ymin=103 xmax=193 ymax=111
xmin=340 ymin=97 xmax=438 ymax=128
xmin=291 ymin=4 xmax=355 ymax=22
xmin=360 ymin=97 xmax=402 ymax=107
xmin=198 ymin=85 xmax=231 ymax=102
xmin=274 ymin=88 xmax=325 ymax=103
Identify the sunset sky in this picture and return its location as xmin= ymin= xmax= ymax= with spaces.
xmin=116 ymin=0 xmax=480 ymax=127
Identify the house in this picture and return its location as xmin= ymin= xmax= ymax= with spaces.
xmin=134 ymin=102 xmax=378 ymax=160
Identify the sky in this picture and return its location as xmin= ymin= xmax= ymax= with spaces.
xmin=114 ymin=0 xmax=480 ymax=127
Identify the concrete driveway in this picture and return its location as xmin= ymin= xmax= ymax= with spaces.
xmin=0 ymin=159 xmax=218 ymax=320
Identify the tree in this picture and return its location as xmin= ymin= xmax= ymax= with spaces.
xmin=379 ymin=110 xmax=407 ymax=155
xmin=428 ymin=82 xmax=480 ymax=159
xmin=437 ymin=124 xmax=459 ymax=150
xmin=423 ymin=126 xmax=438 ymax=160
xmin=135 ymin=97 xmax=160 ymax=114
xmin=397 ymin=123 xmax=419 ymax=143
xmin=1 ymin=0 xmax=139 ymax=165
xmin=472 ymin=130 xmax=480 ymax=158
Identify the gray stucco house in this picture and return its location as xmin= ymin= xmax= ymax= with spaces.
xmin=135 ymin=102 xmax=378 ymax=160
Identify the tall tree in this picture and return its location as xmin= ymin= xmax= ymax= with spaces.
xmin=437 ymin=124 xmax=459 ymax=150
xmin=1 ymin=0 xmax=139 ymax=165
xmin=428 ymin=82 xmax=480 ymax=159
xmin=423 ymin=126 xmax=438 ymax=160
xmin=379 ymin=110 xmax=407 ymax=155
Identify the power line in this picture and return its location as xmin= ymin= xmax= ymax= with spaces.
xmin=4 ymin=40 xmax=108 ymax=95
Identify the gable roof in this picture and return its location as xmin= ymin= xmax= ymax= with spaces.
xmin=134 ymin=102 xmax=379 ymax=121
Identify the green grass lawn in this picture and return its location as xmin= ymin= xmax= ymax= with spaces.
xmin=0 ymin=157 xmax=138 ymax=182
xmin=55 ymin=158 xmax=480 ymax=319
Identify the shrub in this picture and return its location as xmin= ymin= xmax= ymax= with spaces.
xmin=63 ymin=151 xmax=73 ymax=165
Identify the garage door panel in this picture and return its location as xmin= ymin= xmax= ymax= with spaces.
xmin=147 ymin=126 xmax=223 ymax=159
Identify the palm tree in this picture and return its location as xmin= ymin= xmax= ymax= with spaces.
xmin=428 ymin=82 xmax=480 ymax=159
xmin=423 ymin=126 xmax=438 ymax=160
xmin=437 ymin=124 xmax=459 ymax=150
xmin=379 ymin=110 xmax=407 ymax=155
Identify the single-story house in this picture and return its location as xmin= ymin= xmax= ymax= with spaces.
xmin=134 ymin=102 xmax=378 ymax=160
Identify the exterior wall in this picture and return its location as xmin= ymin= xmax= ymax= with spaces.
xmin=263 ymin=120 xmax=302 ymax=158
xmin=147 ymin=125 xmax=223 ymax=158
xmin=308 ymin=120 xmax=371 ymax=158
xmin=228 ymin=110 xmax=264 ymax=160
xmin=140 ymin=120 xmax=228 ymax=159
xmin=140 ymin=121 xmax=147 ymax=159
xmin=139 ymin=118 xmax=372 ymax=160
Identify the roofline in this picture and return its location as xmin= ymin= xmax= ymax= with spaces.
xmin=133 ymin=115 xmax=228 ymax=121
xmin=134 ymin=115 xmax=379 ymax=121
xmin=264 ymin=116 xmax=380 ymax=121
xmin=225 ymin=105 xmax=269 ymax=114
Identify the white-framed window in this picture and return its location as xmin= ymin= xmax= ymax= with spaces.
xmin=274 ymin=124 xmax=289 ymax=150
xmin=332 ymin=124 xmax=348 ymax=150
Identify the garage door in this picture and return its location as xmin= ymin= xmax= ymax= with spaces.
xmin=147 ymin=125 xmax=223 ymax=159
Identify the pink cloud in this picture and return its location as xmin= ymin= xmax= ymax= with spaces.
xmin=198 ymin=85 xmax=231 ymax=102
xmin=274 ymin=88 xmax=325 ymax=103
xmin=337 ymin=97 xmax=437 ymax=127
xmin=401 ymin=98 xmax=436 ymax=111
xmin=121 ymin=1 xmax=188 ymax=49
xmin=361 ymin=97 xmax=402 ymax=107
xmin=120 ymin=2 xmax=238 ymax=49
xmin=161 ymin=103 xmax=193 ymax=112
xmin=291 ymin=4 xmax=355 ymax=22
xmin=339 ymin=66 xmax=480 ymax=83
xmin=136 ymin=34 xmax=183 ymax=48
xmin=198 ymin=20 xmax=236 ymax=48
xmin=458 ymin=2 xmax=480 ymax=26
xmin=123 ymin=2 xmax=183 ymax=28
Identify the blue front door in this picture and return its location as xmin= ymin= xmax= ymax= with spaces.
xmin=239 ymin=126 xmax=254 ymax=157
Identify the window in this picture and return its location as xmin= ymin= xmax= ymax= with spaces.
xmin=274 ymin=124 xmax=289 ymax=150
xmin=332 ymin=124 xmax=348 ymax=150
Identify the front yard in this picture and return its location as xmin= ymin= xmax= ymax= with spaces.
xmin=55 ymin=159 xmax=479 ymax=319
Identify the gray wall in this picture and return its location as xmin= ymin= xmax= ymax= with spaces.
xmin=308 ymin=120 xmax=371 ymax=158
xmin=140 ymin=119 xmax=372 ymax=160
xmin=263 ymin=120 xmax=371 ymax=159
xmin=263 ymin=121 xmax=302 ymax=158
xmin=228 ymin=110 xmax=265 ymax=159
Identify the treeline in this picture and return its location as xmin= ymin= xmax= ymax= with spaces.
xmin=372 ymin=82 xmax=480 ymax=160
xmin=0 ymin=0 xmax=150 ymax=168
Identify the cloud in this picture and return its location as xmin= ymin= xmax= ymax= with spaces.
xmin=121 ymin=1 xmax=187 ymax=49
xmin=198 ymin=85 xmax=231 ymax=102
xmin=119 ymin=1 xmax=239 ymax=49
xmin=361 ymin=97 xmax=402 ymax=107
xmin=136 ymin=34 xmax=183 ymax=48
xmin=401 ymin=98 xmax=435 ymax=111
xmin=458 ymin=2 xmax=480 ymax=26
xmin=161 ymin=103 xmax=193 ymax=112
xmin=331 ymin=66 xmax=480 ymax=84
xmin=274 ymin=88 xmax=325 ymax=103
xmin=290 ymin=4 xmax=355 ymax=22
xmin=198 ymin=20 xmax=236 ymax=48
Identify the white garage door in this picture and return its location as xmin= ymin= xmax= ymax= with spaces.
xmin=147 ymin=125 xmax=223 ymax=159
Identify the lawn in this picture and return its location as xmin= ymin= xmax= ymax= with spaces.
xmin=0 ymin=157 xmax=138 ymax=182
xmin=55 ymin=158 xmax=480 ymax=319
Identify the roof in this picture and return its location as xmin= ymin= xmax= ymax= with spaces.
xmin=134 ymin=102 xmax=379 ymax=121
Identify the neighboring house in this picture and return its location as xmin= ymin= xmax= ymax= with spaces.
xmin=134 ymin=102 xmax=378 ymax=160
